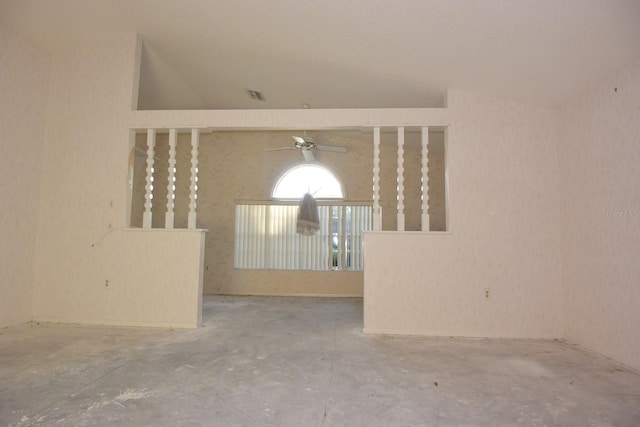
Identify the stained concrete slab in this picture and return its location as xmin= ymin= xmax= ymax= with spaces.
xmin=1 ymin=296 xmax=639 ymax=426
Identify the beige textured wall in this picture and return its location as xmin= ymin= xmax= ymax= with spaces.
xmin=32 ymin=36 xmax=136 ymax=321
xmin=29 ymin=35 xmax=205 ymax=326
xmin=365 ymin=90 xmax=563 ymax=338
xmin=559 ymin=58 xmax=640 ymax=370
xmin=31 ymin=36 xmax=204 ymax=327
xmin=0 ymin=25 xmax=50 ymax=327
xmin=131 ymin=130 xmax=446 ymax=296
xmin=34 ymin=229 xmax=205 ymax=328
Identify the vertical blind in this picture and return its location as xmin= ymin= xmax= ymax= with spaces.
xmin=234 ymin=203 xmax=371 ymax=271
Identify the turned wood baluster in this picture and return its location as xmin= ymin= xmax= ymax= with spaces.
xmin=188 ymin=129 xmax=200 ymax=229
xmin=421 ymin=127 xmax=430 ymax=231
xmin=165 ymin=128 xmax=177 ymax=229
xmin=372 ymin=127 xmax=382 ymax=231
xmin=142 ymin=129 xmax=156 ymax=229
xmin=397 ymin=127 xmax=405 ymax=231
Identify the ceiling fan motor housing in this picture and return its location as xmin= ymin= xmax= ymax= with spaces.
xmin=292 ymin=135 xmax=316 ymax=150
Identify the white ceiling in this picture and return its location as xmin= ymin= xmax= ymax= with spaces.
xmin=1 ymin=0 xmax=640 ymax=110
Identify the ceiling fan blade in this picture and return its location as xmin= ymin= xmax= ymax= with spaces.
xmin=302 ymin=149 xmax=315 ymax=161
xmin=264 ymin=146 xmax=295 ymax=152
xmin=315 ymin=144 xmax=347 ymax=153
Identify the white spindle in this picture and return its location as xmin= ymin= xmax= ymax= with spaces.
xmin=340 ymin=206 xmax=347 ymax=269
xmin=165 ymin=128 xmax=177 ymax=229
xmin=142 ymin=129 xmax=156 ymax=228
xmin=372 ymin=127 xmax=382 ymax=231
xmin=397 ymin=127 xmax=405 ymax=231
xmin=327 ymin=207 xmax=333 ymax=269
xmin=188 ymin=129 xmax=200 ymax=229
xmin=421 ymin=127 xmax=430 ymax=231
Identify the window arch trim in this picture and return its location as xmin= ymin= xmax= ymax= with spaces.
xmin=272 ymin=163 xmax=345 ymax=200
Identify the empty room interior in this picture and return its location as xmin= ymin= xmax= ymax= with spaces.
xmin=1 ymin=1 xmax=640 ymax=425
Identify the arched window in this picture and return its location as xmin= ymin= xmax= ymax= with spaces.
xmin=234 ymin=163 xmax=370 ymax=272
xmin=272 ymin=164 xmax=344 ymax=199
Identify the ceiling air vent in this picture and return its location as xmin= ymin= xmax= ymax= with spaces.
xmin=247 ymin=89 xmax=266 ymax=101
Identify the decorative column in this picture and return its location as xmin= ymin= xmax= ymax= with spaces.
xmin=372 ymin=127 xmax=382 ymax=231
xmin=421 ymin=127 xmax=430 ymax=231
xmin=165 ymin=128 xmax=177 ymax=229
xmin=142 ymin=129 xmax=156 ymax=228
xmin=397 ymin=127 xmax=405 ymax=231
xmin=188 ymin=128 xmax=200 ymax=229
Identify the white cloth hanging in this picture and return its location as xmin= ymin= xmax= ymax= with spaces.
xmin=297 ymin=193 xmax=320 ymax=235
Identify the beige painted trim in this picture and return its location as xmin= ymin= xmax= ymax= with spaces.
xmin=216 ymin=292 xmax=363 ymax=298
xmin=558 ymin=339 xmax=640 ymax=375
xmin=131 ymin=108 xmax=449 ymax=130
xmin=364 ymin=230 xmax=452 ymax=235
xmin=363 ymin=328 xmax=561 ymax=340
xmin=31 ymin=317 xmax=197 ymax=329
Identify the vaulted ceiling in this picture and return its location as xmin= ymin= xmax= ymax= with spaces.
xmin=1 ymin=0 xmax=640 ymax=110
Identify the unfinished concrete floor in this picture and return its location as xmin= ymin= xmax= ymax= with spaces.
xmin=1 ymin=297 xmax=640 ymax=427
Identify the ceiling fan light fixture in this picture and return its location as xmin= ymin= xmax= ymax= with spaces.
xmin=292 ymin=135 xmax=315 ymax=150
xmin=265 ymin=134 xmax=346 ymax=162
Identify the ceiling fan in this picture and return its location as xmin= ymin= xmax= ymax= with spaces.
xmin=266 ymin=135 xmax=347 ymax=161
